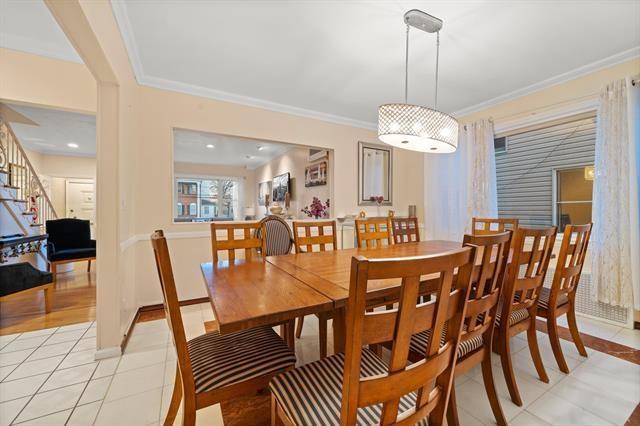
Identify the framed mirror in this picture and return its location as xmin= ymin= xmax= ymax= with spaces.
xmin=358 ymin=141 xmax=393 ymax=206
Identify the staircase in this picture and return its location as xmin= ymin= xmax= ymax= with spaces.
xmin=0 ymin=117 xmax=57 ymax=237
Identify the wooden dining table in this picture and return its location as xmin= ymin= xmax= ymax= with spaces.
xmin=201 ymin=240 xmax=462 ymax=353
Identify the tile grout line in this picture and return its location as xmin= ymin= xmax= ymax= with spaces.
xmin=4 ymin=322 xmax=93 ymax=425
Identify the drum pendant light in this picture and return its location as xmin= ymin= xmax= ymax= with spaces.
xmin=378 ymin=10 xmax=458 ymax=153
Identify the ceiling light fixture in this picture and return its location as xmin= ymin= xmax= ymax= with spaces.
xmin=378 ymin=10 xmax=458 ymax=153
xmin=206 ymin=144 xmax=215 ymax=149
xmin=67 ymin=142 xmax=79 ymax=148
xmin=257 ymin=146 xmax=264 ymax=151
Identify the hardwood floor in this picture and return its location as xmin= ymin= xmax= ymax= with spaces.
xmin=0 ymin=263 xmax=95 ymax=335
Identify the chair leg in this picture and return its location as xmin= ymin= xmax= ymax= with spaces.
xmin=87 ymin=259 xmax=91 ymax=272
xmin=51 ymin=263 xmax=57 ymax=284
xmin=526 ymin=319 xmax=549 ymax=383
xmin=284 ymin=319 xmax=295 ymax=350
xmin=566 ymin=304 xmax=588 ymax=357
xmin=43 ymin=286 xmax=53 ymax=314
xmin=271 ymin=394 xmax=285 ymax=426
xmin=481 ymin=355 xmax=507 ymax=426
xmin=547 ymin=315 xmax=570 ymax=373
xmin=446 ymin=383 xmax=460 ymax=426
xmin=499 ymin=334 xmax=523 ymax=406
xmin=163 ymin=365 xmax=182 ymax=426
xmin=318 ymin=314 xmax=327 ymax=359
xmin=295 ymin=316 xmax=304 ymax=339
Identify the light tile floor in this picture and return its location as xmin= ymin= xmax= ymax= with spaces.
xmin=0 ymin=304 xmax=638 ymax=425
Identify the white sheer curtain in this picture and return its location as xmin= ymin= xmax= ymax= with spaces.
xmin=424 ymin=119 xmax=498 ymax=241
xmin=591 ymin=78 xmax=639 ymax=308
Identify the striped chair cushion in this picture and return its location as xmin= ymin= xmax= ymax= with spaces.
xmin=187 ymin=326 xmax=296 ymax=393
xmin=537 ymin=287 xmax=569 ymax=311
xmin=269 ymin=349 xmax=428 ymax=426
xmin=494 ymin=303 xmax=529 ymax=327
xmin=409 ymin=325 xmax=484 ymax=359
xmin=261 ymin=219 xmax=293 ymax=256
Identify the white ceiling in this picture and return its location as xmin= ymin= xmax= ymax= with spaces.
xmin=1 ymin=1 xmax=639 ymax=129
xmin=6 ymin=103 xmax=96 ymax=157
xmin=174 ymin=130 xmax=295 ymax=169
xmin=0 ymin=0 xmax=81 ymax=63
xmin=113 ymin=0 xmax=640 ymax=125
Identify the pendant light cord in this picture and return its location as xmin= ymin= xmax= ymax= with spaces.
xmin=434 ymin=31 xmax=440 ymax=109
xmin=404 ymin=24 xmax=410 ymax=104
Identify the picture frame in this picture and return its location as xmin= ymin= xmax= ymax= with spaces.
xmin=272 ymin=172 xmax=290 ymax=202
xmin=257 ymin=180 xmax=271 ymax=206
xmin=358 ymin=141 xmax=393 ymax=206
xmin=305 ymin=161 xmax=328 ymax=187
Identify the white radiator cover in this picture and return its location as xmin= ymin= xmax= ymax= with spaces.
xmin=544 ymin=269 xmax=629 ymax=325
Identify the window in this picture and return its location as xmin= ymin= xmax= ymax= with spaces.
xmin=174 ymin=176 xmax=241 ymax=222
xmin=495 ymin=115 xmax=596 ymax=227
xmin=554 ymin=166 xmax=593 ymax=231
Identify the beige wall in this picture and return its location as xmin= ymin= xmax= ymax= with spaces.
xmin=0 ymin=48 xmax=96 ymax=113
xmin=253 ymin=146 xmax=332 ymax=218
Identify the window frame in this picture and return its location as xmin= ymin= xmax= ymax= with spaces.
xmin=551 ymin=163 xmax=594 ymax=230
xmin=173 ymin=174 xmax=242 ymax=223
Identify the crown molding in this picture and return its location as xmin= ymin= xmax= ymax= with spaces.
xmin=138 ymin=74 xmax=377 ymax=130
xmin=112 ymin=1 xmax=638 ymax=132
xmin=0 ymin=34 xmax=83 ymax=64
xmin=453 ymin=47 xmax=640 ymax=118
xmin=110 ymin=1 xmax=376 ymax=131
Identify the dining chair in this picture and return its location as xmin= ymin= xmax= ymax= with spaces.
xmin=355 ymin=217 xmax=392 ymax=248
xmin=210 ymin=221 xmax=295 ymax=346
xmin=256 ymin=215 xmax=294 ymax=256
xmin=408 ymin=231 xmax=512 ymax=426
xmin=210 ymin=222 xmax=266 ymax=262
xmin=472 ymin=217 xmax=519 ymax=236
xmin=150 ymin=230 xmax=296 ymax=426
xmin=291 ymin=220 xmax=337 ymax=358
xmin=537 ymin=223 xmax=592 ymax=373
xmin=269 ymin=246 xmax=477 ymax=426
xmin=391 ymin=216 xmax=420 ymax=244
xmin=494 ymin=226 xmax=557 ymax=406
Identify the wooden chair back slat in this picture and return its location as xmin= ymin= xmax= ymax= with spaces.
xmin=460 ymin=231 xmax=512 ymax=349
xmin=292 ymin=220 xmax=337 ymax=253
xmin=548 ymin=223 xmax=592 ymax=303
xmin=355 ymin=218 xmax=392 ymax=248
xmin=500 ymin=226 xmax=557 ymax=329
xmin=150 ymin=231 xmax=195 ymax=392
xmin=340 ymin=247 xmax=476 ymax=425
xmin=472 ymin=217 xmax=519 ymax=236
xmin=391 ymin=217 xmax=420 ymax=244
xmin=210 ymin=222 xmax=266 ymax=262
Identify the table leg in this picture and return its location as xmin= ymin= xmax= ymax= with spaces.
xmin=332 ymin=307 xmax=346 ymax=354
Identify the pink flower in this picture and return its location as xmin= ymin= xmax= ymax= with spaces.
xmin=301 ymin=197 xmax=330 ymax=219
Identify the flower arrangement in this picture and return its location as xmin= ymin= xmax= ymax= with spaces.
xmin=301 ymin=197 xmax=330 ymax=219
xmin=369 ymin=195 xmax=384 ymax=206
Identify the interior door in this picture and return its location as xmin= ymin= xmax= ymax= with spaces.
xmin=66 ymin=179 xmax=95 ymax=236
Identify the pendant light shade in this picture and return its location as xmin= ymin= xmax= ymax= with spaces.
xmin=378 ymin=10 xmax=458 ymax=153
xmin=378 ymin=103 xmax=458 ymax=153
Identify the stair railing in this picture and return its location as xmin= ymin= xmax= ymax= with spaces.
xmin=0 ymin=117 xmax=58 ymax=229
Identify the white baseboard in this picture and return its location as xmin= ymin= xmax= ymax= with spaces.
xmin=94 ymin=346 xmax=122 ymax=360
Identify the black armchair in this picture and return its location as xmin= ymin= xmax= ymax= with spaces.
xmin=45 ymin=218 xmax=96 ymax=281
